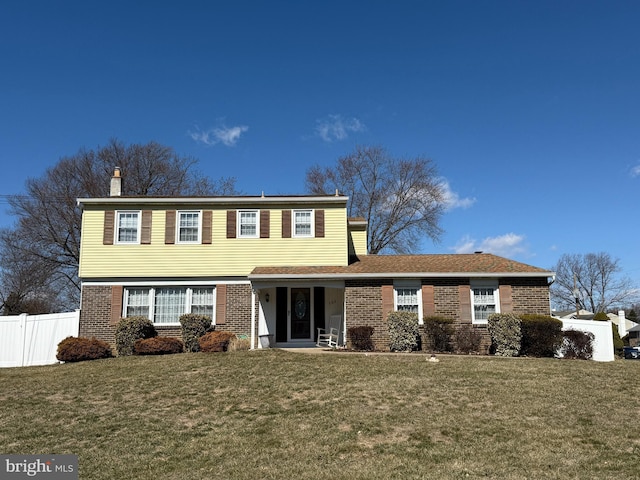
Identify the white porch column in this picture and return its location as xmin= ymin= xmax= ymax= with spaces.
xmin=250 ymin=289 xmax=256 ymax=350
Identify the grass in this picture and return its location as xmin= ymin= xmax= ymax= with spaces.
xmin=1 ymin=350 xmax=639 ymax=479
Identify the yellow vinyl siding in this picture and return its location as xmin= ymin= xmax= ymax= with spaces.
xmin=79 ymin=205 xmax=348 ymax=278
xmin=348 ymin=228 xmax=367 ymax=257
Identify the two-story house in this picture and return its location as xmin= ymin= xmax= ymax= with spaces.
xmin=77 ymin=169 xmax=554 ymax=350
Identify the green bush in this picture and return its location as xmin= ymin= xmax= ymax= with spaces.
xmin=560 ymin=329 xmax=594 ymax=360
xmin=179 ymin=313 xmax=212 ymax=352
xmin=347 ymin=326 xmax=375 ymax=351
xmin=115 ymin=316 xmax=157 ymax=356
xmin=593 ymin=311 xmax=609 ymax=321
xmin=454 ymin=324 xmax=483 ymax=354
xmin=423 ymin=316 xmax=454 ymax=352
xmin=488 ymin=313 xmax=521 ymax=357
xmin=388 ymin=311 xmax=419 ymax=352
xmin=199 ymin=331 xmax=236 ymax=352
xmin=56 ymin=336 xmax=113 ymax=363
xmin=519 ymin=314 xmax=564 ymax=357
xmin=134 ymin=336 xmax=184 ymax=355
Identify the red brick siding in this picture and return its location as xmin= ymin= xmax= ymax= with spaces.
xmin=80 ymin=283 xmax=255 ymax=349
xmin=345 ymin=279 xmax=390 ymax=351
xmin=345 ymin=277 xmax=550 ymax=352
xmin=80 ymin=285 xmax=116 ymax=346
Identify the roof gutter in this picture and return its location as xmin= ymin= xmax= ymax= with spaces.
xmin=248 ymin=271 xmax=555 ymax=281
xmin=77 ymin=195 xmax=348 ymax=208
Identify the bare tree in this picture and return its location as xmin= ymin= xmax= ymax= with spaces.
xmin=306 ymin=145 xmax=445 ymax=254
xmin=551 ymin=252 xmax=638 ymax=313
xmin=2 ymin=139 xmax=237 ymax=311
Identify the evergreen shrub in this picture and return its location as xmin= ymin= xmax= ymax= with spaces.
xmin=488 ymin=313 xmax=521 ymax=357
xmin=199 ymin=331 xmax=235 ymax=352
xmin=519 ymin=314 xmax=564 ymax=357
xmin=115 ymin=316 xmax=157 ymax=356
xmin=179 ymin=313 xmax=212 ymax=352
xmin=560 ymin=329 xmax=594 ymax=360
xmin=56 ymin=336 xmax=113 ymax=363
xmin=423 ymin=316 xmax=454 ymax=352
xmin=134 ymin=336 xmax=184 ymax=355
xmin=388 ymin=311 xmax=419 ymax=352
xmin=347 ymin=326 xmax=375 ymax=351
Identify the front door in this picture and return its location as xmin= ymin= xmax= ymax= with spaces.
xmin=290 ymin=287 xmax=312 ymax=340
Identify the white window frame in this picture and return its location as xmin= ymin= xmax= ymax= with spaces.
xmin=123 ymin=286 xmax=216 ymax=325
xmin=115 ymin=210 xmax=141 ymax=244
xmin=470 ymin=280 xmax=500 ymax=325
xmin=238 ymin=210 xmax=259 ymax=238
xmin=394 ymin=280 xmax=423 ymax=325
xmin=293 ymin=209 xmax=314 ymax=238
xmin=176 ymin=210 xmax=202 ymax=244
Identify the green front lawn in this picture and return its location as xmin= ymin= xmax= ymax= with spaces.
xmin=1 ymin=350 xmax=638 ymax=479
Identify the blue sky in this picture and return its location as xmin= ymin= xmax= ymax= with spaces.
xmin=1 ymin=0 xmax=639 ymax=286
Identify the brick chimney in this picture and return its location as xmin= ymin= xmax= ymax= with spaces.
xmin=110 ymin=167 xmax=122 ymax=197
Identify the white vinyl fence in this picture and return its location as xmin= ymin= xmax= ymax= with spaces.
xmin=0 ymin=311 xmax=80 ymax=368
xmin=560 ymin=318 xmax=614 ymax=362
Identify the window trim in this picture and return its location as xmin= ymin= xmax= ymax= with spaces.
xmin=292 ymin=209 xmax=314 ymax=238
xmin=176 ymin=210 xmax=202 ymax=244
xmin=470 ymin=280 xmax=500 ymax=325
xmin=115 ymin=210 xmax=141 ymax=244
xmin=237 ymin=210 xmax=259 ymax=238
xmin=393 ymin=280 xmax=423 ymax=325
xmin=123 ymin=286 xmax=216 ymax=325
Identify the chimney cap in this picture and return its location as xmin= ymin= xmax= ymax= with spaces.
xmin=113 ymin=167 xmax=121 ymax=177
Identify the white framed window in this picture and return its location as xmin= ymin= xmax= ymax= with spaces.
xmin=293 ymin=209 xmax=313 ymax=237
xmin=124 ymin=287 xmax=150 ymax=317
xmin=177 ymin=211 xmax=201 ymax=243
xmin=116 ymin=211 xmax=141 ymax=244
xmin=238 ymin=210 xmax=258 ymax=238
xmin=394 ymin=281 xmax=423 ymax=324
xmin=471 ymin=281 xmax=500 ymax=324
xmin=123 ymin=286 xmax=216 ymax=325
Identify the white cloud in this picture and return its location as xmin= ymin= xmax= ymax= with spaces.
xmin=189 ymin=124 xmax=249 ymax=147
xmin=315 ymin=114 xmax=365 ymax=142
xmin=439 ymin=179 xmax=476 ymax=211
xmin=631 ymin=165 xmax=640 ymax=177
xmin=452 ymin=233 xmax=527 ymax=258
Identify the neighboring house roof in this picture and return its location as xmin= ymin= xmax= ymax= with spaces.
xmin=249 ymin=253 xmax=554 ymax=280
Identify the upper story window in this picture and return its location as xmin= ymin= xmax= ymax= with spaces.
xmin=116 ymin=211 xmax=141 ymax=244
xmin=238 ymin=210 xmax=258 ymax=238
xmin=293 ymin=210 xmax=313 ymax=237
xmin=394 ymin=281 xmax=423 ymax=324
xmin=178 ymin=211 xmax=201 ymax=243
xmin=471 ymin=281 xmax=500 ymax=324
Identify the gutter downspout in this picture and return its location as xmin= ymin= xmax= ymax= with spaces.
xmin=250 ymin=289 xmax=256 ymax=350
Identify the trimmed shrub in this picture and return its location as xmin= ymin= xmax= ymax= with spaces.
xmin=199 ymin=331 xmax=236 ymax=353
xmin=228 ymin=335 xmax=251 ymax=352
xmin=454 ymin=324 xmax=483 ymax=354
xmin=388 ymin=311 xmax=419 ymax=352
xmin=134 ymin=336 xmax=184 ymax=355
xmin=179 ymin=314 xmax=212 ymax=352
xmin=488 ymin=313 xmax=521 ymax=357
xmin=519 ymin=314 xmax=564 ymax=357
xmin=593 ymin=311 xmax=609 ymax=321
xmin=347 ymin=326 xmax=375 ymax=351
xmin=423 ymin=316 xmax=454 ymax=352
xmin=115 ymin=316 xmax=157 ymax=356
xmin=56 ymin=336 xmax=113 ymax=363
xmin=561 ymin=329 xmax=594 ymax=360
